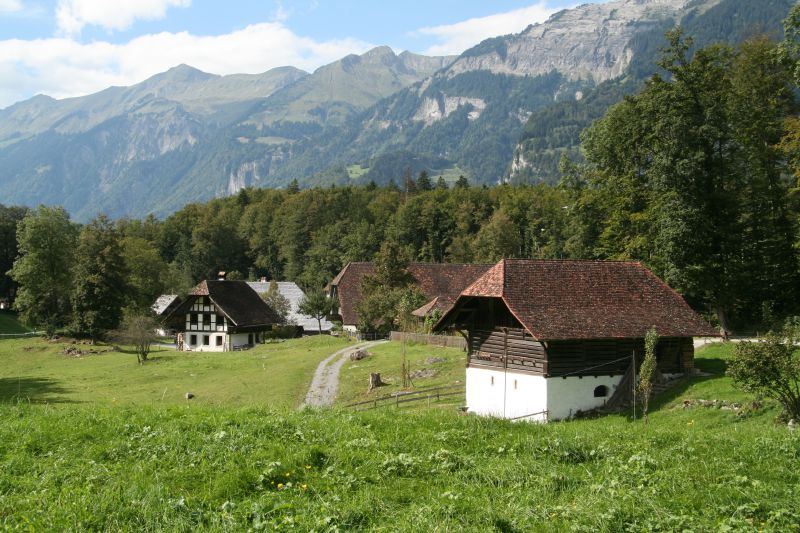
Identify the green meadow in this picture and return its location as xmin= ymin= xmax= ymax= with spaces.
xmin=0 ymin=335 xmax=352 ymax=407
xmin=0 ymin=338 xmax=798 ymax=531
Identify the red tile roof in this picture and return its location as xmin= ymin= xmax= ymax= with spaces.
xmin=330 ymin=262 xmax=493 ymax=326
xmin=440 ymin=259 xmax=717 ymax=340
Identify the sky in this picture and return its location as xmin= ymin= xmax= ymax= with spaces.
xmin=0 ymin=0 xmax=595 ymax=109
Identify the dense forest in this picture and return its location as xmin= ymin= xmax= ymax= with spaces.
xmin=3 ymin=15 xmax=800 ymax=338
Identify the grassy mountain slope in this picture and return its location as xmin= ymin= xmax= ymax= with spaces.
xmin=0 ymin=47 xmax=452 ymax=220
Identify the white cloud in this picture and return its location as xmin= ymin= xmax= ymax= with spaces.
xmin=417 ymin=2 xmax=560 ymax=56
xmin=0 ymin=23 xmax=373 ymax=108
xmin=56 ymin=0 xmax=191 ymax=34
xmin=0 ymin=0 xmax=22 ymax=13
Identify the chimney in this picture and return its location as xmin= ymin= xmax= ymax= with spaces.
xmin=217 ymin=271 xmax=227 ymax=280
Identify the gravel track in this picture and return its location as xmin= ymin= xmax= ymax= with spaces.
xmin=303 ymin=340 xmax=386 ymax=407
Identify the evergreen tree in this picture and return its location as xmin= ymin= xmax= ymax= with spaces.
xmin=0 ymin=204 xmax=28 ymax=304
xmin=435 ymin=176 xmax=448 ymax=190
xmin=9 ymin=206 xmax=77 ymax=336
xmin=416 ymin=170 xmax=432 ymax=191
xmin=287 ymin=179 xmax=300 ymax=194
xmin=454 ymin=175 xmax=469 ymax=188
xmin=71 ymin=215 xmax=129 ymax=339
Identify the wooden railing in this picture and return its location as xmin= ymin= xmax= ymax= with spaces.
xmin=346 ymin=384 xmax=465 ymax=411
xmin=0 ymin=331 xmax=44 ymax=339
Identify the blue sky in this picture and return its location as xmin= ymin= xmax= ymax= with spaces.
xmin=0 ymin=0 xmax=593 ymax=108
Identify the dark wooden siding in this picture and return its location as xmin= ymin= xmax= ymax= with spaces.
xmin=468 ymin=327 xmax=547 ymax=375
xmin=546 ymin=337 xmax=692 ymax=377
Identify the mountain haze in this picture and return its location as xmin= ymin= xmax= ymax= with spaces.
xmin=0 ymin=0 xmax=793 ymax=220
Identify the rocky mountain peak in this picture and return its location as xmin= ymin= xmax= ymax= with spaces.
xmin=447 ymin=0 xmax=692 ymax=83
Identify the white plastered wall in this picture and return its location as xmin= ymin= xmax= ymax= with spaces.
xmin=546 ymin=375 xmax=624 ymax=420
xmin=466 ymin=367 xmax=548 ymax=421
xmin=183 ymin=331 xmax=227 ymax=352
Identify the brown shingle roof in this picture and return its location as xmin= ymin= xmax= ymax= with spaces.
xmin=440 ymin=259 xmax=717 ymax=340
xmin=330 ymin=262 xmax=493 ymax=326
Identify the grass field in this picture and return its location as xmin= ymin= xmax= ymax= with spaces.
xmin=0 ymin=340 xmax=798 ymax=530
xmin=0 ymin=335 xmax=352 ymax=407
xmin=336 ymin=341 xmax=466 ymax=407
xmin=0 ymin=311 xmax=31 ymax=334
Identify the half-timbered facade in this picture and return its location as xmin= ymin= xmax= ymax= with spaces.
xmin=435 ymin=259 xmax=717 ymax=421
xmin=166 ymin=278 xmax=281 ymax=352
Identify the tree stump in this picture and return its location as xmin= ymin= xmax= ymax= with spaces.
xmin=368 ymin=372 xmax=386 ymax=391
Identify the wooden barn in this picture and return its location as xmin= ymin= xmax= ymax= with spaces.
xmin=434 ymin=259 xmax=717 ymax=421
xmin=328 ymin=262 xmax=492 ymax=332
xmin=165 ymin=275 xmax=282 ymax=352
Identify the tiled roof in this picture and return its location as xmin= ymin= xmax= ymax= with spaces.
xmin=330 ymin=262 xmax=493 ymax=326
xmin=178 ymin=280 xmax=282 ymax=327
xmin=441 ymin=259 xmax=718 ymax=340
xmin=247 ymin=281 xmax=333 ymax=332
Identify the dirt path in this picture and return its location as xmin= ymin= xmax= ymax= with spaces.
xmin=303 ymin=340 xmax=386 ymax=408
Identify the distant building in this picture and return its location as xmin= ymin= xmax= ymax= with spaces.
xmin=247 ymin=279 xmax=333 ymax=333
xmin=327 ymin=262 xmax=493 ymax=332
xmin=165 ymin=275 xmax=281 ymax=352
xmin=434 ymin=259 xmax=718 ymax=421
xmin=151 ymin=294 xmax=183 ymax=337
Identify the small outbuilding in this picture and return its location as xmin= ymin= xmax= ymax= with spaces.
xmin=247 ymin=279 xmax=334 ymax=333
xmin=434 ymin=259 xmax=717 ymax=421
xmin=166 ymin=278 xmax=282 ymax=352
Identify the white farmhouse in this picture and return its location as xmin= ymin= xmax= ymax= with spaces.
xmin=166 ymin=277 xmax=281 ymax=352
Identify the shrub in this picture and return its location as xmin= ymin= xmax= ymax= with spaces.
xmin=727 ymin=319 xmax=800 ymax=421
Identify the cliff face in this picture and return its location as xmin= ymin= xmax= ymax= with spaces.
xmin=447 ymin=0 xmax=690 ymax=83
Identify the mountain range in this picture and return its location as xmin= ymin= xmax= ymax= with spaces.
xmin=0 ymin=0 xmax=793 ymax=221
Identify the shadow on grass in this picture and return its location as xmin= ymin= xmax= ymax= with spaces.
xmin=649 ymin=376 xmax=717 ymax=412
xmin=694 ymin=357 xmax=727 ymax=375
xmin=0 ymin=377 xmax=78 ymax=404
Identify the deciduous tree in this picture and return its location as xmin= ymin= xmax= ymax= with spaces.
xmin=9 ymin=206 xmax=77 ymax=336
xmin=71 ymin=215 xmax=129 ymax=340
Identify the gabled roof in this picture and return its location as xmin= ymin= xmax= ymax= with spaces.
xmin=152 ymin=294 xmax=182 ymax=316
xmin=329 ymin=262 xmax=493 ymax=326
xmin=172 ymin=280 xmax=282 ymax=327
xmin=438 ymin=259 xmax=718 ymax=340
xmin=247 ymin=281 xmax=333 ymax=332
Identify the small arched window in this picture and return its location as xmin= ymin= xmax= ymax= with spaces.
xmin=594 ymin=385 xmax=609 ymax=398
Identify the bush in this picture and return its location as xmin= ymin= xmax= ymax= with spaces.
xmin=727 ymin=319 xmax=800 ymax=421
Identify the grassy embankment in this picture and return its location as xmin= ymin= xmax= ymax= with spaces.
xmin=336 ymin=341 xmax=466 ymax=407
xmin=0 ymin=311 xmax=31 ymax=334
xmin=0 ymin=339 xmax=798 ymax=530
xmin=0 ymin=335 xmax=352 ymax=407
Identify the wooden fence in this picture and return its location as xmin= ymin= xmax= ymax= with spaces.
xmin=389 ymin=331 xmax=467 ymax=350
xmin=346 ymin=384 xmax=465 ymax=411
xmin=0 ymin=331 xmax=43 ymax=340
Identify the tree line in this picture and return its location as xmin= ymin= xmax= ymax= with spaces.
xmin=2 ymin=20 xmax=800 ymax=338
